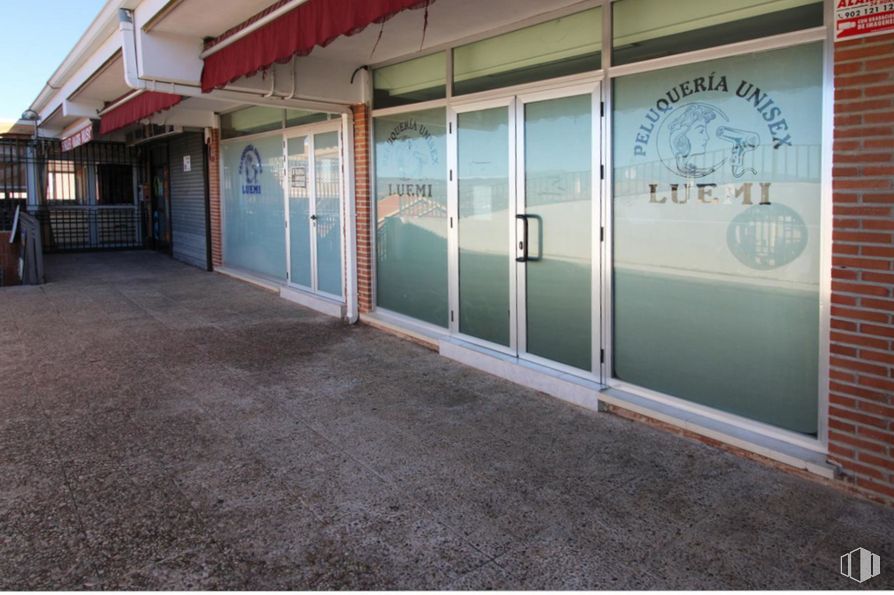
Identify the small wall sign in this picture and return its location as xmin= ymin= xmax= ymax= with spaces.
xmin=61 ymin=123 xmax=95 ymax=152
xmin=291 ymin=166 xmax=307 ymax=189
xmin=183 ymin=155 xmax=191 ymax=172
xmin=835 ymin=0 xmax=894 ymax=41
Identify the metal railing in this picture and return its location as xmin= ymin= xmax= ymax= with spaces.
xmin=33 ymin=205 xmax=141 ymax=251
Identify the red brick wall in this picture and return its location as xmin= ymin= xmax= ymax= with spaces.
xmin=830 ymin=32 xmax=894 ymax=505
xmin=208 ymin=128 xmax=222 ymax=268
xmin=353 ymin=103 xmax=374 ymax=313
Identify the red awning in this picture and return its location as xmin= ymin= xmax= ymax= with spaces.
xmin=100 ymin=91 xmax=183 ymax=135
xmin=201 ymin=0 xmax=432 ymax=93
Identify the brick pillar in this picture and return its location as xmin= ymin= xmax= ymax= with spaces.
xmin=830 ymin=32 xmax=894 ymax=505
xmin=353 ymin=103 xmax=374 ymax=313
xmin=208 ymin=128 xmax=223 ymax=268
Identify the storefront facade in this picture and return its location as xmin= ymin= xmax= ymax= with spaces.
xmin=23 ymin=0 xmax=894 ymax=505
xmin=217 ymin=107 xmax=353 ymax=312
xmin=137 ymin=130 xmax=212 ymax=270
xmin=364 ymin=0 xmax=829 ymax=447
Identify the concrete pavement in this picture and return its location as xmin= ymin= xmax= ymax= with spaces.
xmin=1 ymin=251 xmax=892 ymax=589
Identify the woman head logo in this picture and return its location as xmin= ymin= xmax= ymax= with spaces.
xmin=668 ymin=103 xmax=718 ymax=177
xmin=239 ymin=144 xmax=262 ymax=185
xmin=657 ymin=102 xmax=729 ymax=179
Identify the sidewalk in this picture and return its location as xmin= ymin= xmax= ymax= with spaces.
xmin=1 ymin=251 xmax=891 ymax=589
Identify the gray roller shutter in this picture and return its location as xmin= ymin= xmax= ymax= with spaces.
xmin=169 ymin=132 xmax=208 ymax=269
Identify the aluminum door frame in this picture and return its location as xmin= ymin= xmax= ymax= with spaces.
xmin=514 ymin=81 xmax=602 ymax=381
xmin=282 ymin=119 xmax=345 ymax=300
xmin=447 ymin=96 xmax=518 ymax=358
xmin=446 ymin=82 xmax=603 ymax=381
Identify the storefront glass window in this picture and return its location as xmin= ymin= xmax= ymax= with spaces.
xmin=612 ymin=0 xmax=823 ymax=66
xmin=286 ymin=109 xmax=329 ymax=128
xmin=221 ymin=135 xmax=287 ymax=280
xmin=220 ymin=106 xmax=284 ymax=139
xmin=612 ymin=43 xmax=823 ymax=434
xmin=373 ymin=52 xmax=446 ymax=109
xmin=453 ymin=8 xmax=602 ymax=96
xmin=374 ymin=108 xmax=448 ymax=327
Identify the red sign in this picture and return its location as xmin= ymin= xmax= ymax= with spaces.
xmin=836 ymin=0 xmax=894 ymax=41
xmin=61 ymin=123 xmax=94 ymax=152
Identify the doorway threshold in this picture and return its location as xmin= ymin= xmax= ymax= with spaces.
xmin=440 ymin=338 xmax=602 ymax=413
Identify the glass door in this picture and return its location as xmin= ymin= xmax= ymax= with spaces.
xmin=287 ymin=135 xmax=312 ymax=287
xmin=451 ymin=84 xmax=601 ymax=379
xmin=284 ymin=124 xmax=344 ymax=299
xmin=516 ymin=89 xmax=598 ymax=374
xmin=454 ymin=99 xmax=515 ymax=349
xmin=313 ymin=131 xmax=343 ymax=297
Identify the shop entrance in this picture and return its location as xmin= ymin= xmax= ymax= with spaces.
xmin=449 ymin=83 xmax=601 ymax=379
xmin=149 ymin=146 xmax=171 ymax=253
xmin=284 ymin=122 xmax=344 ymax=299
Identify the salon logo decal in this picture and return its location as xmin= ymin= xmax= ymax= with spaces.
xmin=384 ymin=118 xmax=439 ymax=199
xmin=631 ymin=73 xmax=808 ymax=270
xmin=239 ymin=144 xmax=262 ymax=195
xmin=657 ymin=103 xmax=759 ymax=179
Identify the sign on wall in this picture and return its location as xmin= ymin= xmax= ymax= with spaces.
xmin=61 ymin=123 xmax=95 ymax=152
xmin=835 ymin=0 xmax=894 ymax=41
xmin=290 ymin=166 xmax=307 ymax=189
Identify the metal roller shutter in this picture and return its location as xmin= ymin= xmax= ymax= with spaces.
xmin=169 ymin=132 xmax=208 ymax=270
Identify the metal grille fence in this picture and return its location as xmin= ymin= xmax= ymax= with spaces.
xmin=0 ymin=198 xmax=25 ymax=230
xmin=0 ymin=137 xmax=142 ymax=251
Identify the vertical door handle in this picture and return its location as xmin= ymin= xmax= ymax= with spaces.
xmin=516 ymin=214 xmax=529 ymax=263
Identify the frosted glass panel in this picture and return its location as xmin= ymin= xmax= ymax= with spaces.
xmin=612 ymin=0 xmax=823 ymax=65
xmin=221 ymin=136 xmax=286 ymax=280
xmin=287 ymin=135 xmax=311 ymax=288
xmin=453 ymin=8 xmax=602 ymax=96
xmin=314 ymin=131 xmax=343 ymax=297
xmin=374 ymin=52 xmax=446 ymax=109
xmin=612 ymin=43 xmax=823 ymax=434
xmin=374 ymin=108 xmax=448 ymax=327
xmin=524 ymin=95 xmax=592 ymax=370
xmin=221 ymin=106 xmax=283 ymax=139
xmin=286 ymin=110 xmax=328 ymax=128
xmin=458 ymin=107 xmax=511 ymax=346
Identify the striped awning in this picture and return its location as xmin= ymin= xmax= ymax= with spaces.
xmin=100 ymin=91 xmax=182 ymax=135
xmin=201 ymin=0 xmax=432 ymax=93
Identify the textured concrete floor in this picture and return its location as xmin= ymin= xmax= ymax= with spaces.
xmin=1 ymin=251 xmax=892 ymax=590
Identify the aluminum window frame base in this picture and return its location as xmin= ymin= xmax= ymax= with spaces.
xmin=216 ymin=265 xmax=346 ymax=319
xmin=440 ymin=336 xmax=836 ymax=480
xmin=599 ymin=388 xmax=835 ymax=479
xmin=280 ymin=285 xmax=345 ymax=318
xmin=215 ymin=265 xmax=281 ymax=292
xmin=360 ymin=309 xmax=450 ymax=350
